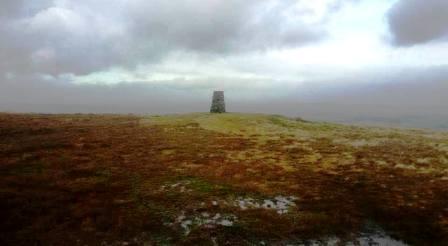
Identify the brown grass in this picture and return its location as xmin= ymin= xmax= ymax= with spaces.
xmin=0 ymin=113 xmax=447 ymax=245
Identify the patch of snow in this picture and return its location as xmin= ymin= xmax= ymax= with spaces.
xmin=181 ymin=220 xmax=192 ymax=229
xmin=176 ymin=215 xmax=186 ymax=223
xmin=180 ymin=220 xmax=193 ymax=234
xmin=262 ymin=200 xmax=275 ymax=209
xmin=174 ymin=212 xmax=237 ymax=235
xmin=213 ymin=213 xmax=221 ymax=220
xmin=159 ymin=181 xmax=192 ymax=193
xmin=234 ymin=195 xmax=298 ymax=215
xmin=356 ymin=235 xmax=408 ymax=246
xmin=217 ymin=219 xmax=234 ymax=227
xmin=286 ymin=233 xmax=408 ymax=246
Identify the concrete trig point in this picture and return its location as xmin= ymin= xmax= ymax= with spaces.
xmin=210 ymin=91 xmax=226 ymax=113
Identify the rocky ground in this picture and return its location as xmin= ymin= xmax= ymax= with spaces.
xmin=0 ymin=113 xmax=447 ymax=245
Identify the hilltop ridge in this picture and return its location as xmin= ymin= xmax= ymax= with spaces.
xmin=0 ymin=113 xmax=447 ymax=245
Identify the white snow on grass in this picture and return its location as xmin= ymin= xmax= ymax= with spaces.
xmin=173 ymin=211 xmax=237 ymax=235
xmin=159 ymin=181 xmax=193 ymax=193
xmin=234 ymin=195 xmax=298 ymax=214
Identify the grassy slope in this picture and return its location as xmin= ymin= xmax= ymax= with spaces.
xmin=0 ymin=113 xmax=447 ymax=245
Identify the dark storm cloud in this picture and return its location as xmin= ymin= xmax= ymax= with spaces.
xmin=128 ymin=0 xmax=324 ymax=53
xmin=387 ymin=0 xmax=448 ymax=46
xmin=0 ymin=0 xmax=331 ymax=77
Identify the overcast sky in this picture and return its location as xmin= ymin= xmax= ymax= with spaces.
xmin=0 ymin=0 xmax=447 ymax=126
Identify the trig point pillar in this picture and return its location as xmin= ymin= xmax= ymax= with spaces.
xmin=210 ymin=91 xmax=226 ymax=113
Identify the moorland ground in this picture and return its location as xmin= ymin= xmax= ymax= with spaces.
xmin=0 ymin=113 xmax=447 ymax=245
